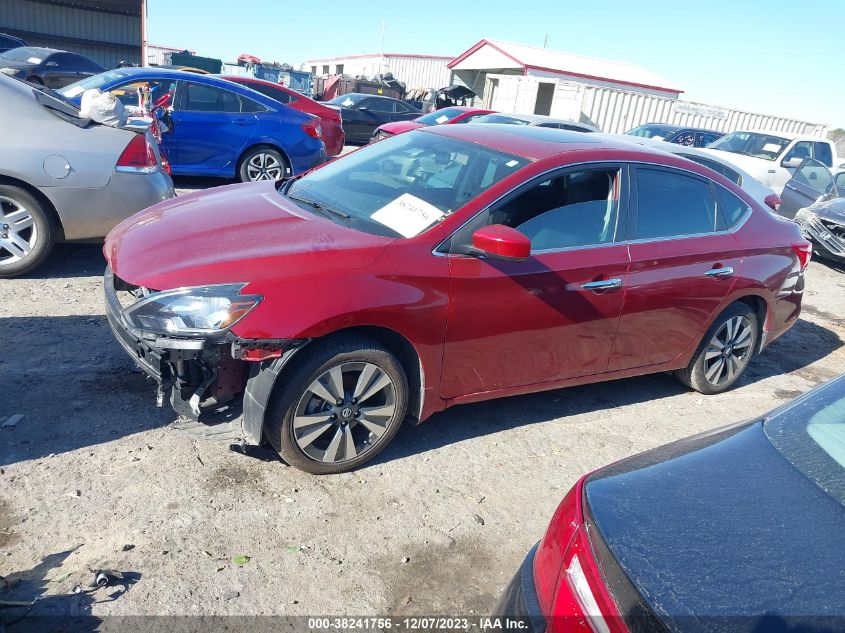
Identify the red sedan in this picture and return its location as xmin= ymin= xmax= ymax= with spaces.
xmin=371 ymin=106 xmax=494 ymax=142
xmin=103 ymin=125 xmax=810 ymax=474
xmin=221 ymin=75 xmax=345 ymax=156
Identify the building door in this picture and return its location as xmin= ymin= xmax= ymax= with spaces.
xmin=534 ymin=82 xmax=555 ymax=115
xmin=485 ymin=78 xmax=498 ymax=109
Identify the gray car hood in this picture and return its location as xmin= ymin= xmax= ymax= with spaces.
xmin=807 ymin=196 xmax=845 ymax=222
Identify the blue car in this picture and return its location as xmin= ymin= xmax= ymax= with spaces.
xmin=58 ymin=68 xmax=325 ymax=182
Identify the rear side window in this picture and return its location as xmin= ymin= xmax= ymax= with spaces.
xmin=183 ymin=83 xmax=241 ymax=112
xmin=814 ymin=142 xmax=833 ymax=167
xmin=672 ymin=131 xmax=696 ymax=146
xmin=634 ymin=168 xmax=718 ymax=239
xmin=679 ymin=154 xmax=742 ymax=185
xmin=362 ymin=98 xmax=393 ymax=113
xmin=714 ymin=185 xmax=751 ymax=230
xmin=239 ymin=96 xmax=266 ymax=113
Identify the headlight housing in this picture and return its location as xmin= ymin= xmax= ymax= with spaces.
xmin=122 ymin=284 xmax=262 ymax=337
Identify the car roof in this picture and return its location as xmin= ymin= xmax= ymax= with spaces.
xmin=343 ymin=92 xmax=400 ymax=102
xmin=423 ymin=123 xmax=673 ymax=161
xmin=634 ymin=122 xmax=721 ymax=134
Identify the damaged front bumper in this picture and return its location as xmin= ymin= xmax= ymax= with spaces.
xmin=795 ymin=209 xmax=845 ymax=263
xmin=104 ymin=267 xmax=303 ymax=445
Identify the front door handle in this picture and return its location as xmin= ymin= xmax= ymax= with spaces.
xmin=581 ymin=278 xmax=623 ymax=291
xmin=705 ymin=266 xmax=734 ymax=278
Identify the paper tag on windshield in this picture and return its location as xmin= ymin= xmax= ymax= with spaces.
xmin=371 ymin=193 xmax=445 ymax=237
xmin=63 ymin=86 xmax=85 ymax=98
xmin=27 ymin=57 xmax=43 ymax=64
xmin=763 ymin=143 xmax=782 ymax=154
xmin=435 ymin=114 xmax=449 ymax=124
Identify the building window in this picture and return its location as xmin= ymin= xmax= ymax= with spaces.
xmin=311 ymin=66 xmax=317 ymax=76
xmin=335 ymin=64 xmax=344 ymax=75
xmin=322 ymin=65 xmax=330 ymax=75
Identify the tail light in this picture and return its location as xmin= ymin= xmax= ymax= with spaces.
xmin=115 ymin=134 xmax=158 ymax=173
xmin=764 ymin=193 xmax=781 ymax=212
xmin=534 ymin=477 xmax=629 ymax=633
xmin=302 ymin=119 xmax=322 ymax=139
xmin=792 ymin=241 xmax=812 ymax=270
xmin=159 ymin=148 xmax=172 ymax=176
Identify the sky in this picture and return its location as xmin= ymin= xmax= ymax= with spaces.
xmin=147 ymin=0 xmax=845 ymax=129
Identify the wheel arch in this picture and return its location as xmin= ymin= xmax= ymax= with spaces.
xmin=0 ymin=174 xmax=66 ymax=241
xmin=236 ymin=142 xmax=292 ymax=178
xmin=734 ymin=294 xmax=768 ymax=353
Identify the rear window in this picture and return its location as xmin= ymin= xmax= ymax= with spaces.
xmin=765 ymin=378 xmax=845 ymax=506
xmin=679 ymin=153 xmax=742 ymax=185
xmin=634 ymin=168 xmax=718 ymax=239
xmin=625 ymin=124 xmax=678 ymax=141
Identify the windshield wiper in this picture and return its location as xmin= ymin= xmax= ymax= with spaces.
xmin=286 ymin=193 xmax=350 ymax=220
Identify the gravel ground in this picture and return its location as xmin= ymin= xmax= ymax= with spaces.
xmin=1 ymin=178 xmax=844 ymax=622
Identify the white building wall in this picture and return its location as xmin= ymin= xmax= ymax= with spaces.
xmin=484 ymin=74 xmax=828 ymax=138
xmin=306 ymin=55 xmax=451 ymax=88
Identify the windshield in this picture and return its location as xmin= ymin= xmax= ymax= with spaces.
xmin=709 ymin=131 xmax=791 ymax=160
xmin=625 ymin=124 xmax=678 ymax=140
xmin=285 ymin=131 xmax=530 ymax=238
xmin=0 ymin=47 xmax=46 ymax=63
xmin=58 ymin=68 xmax=136 ymax=99
xmin=327 ymin=93 xmax=366 ymax=108
xmin=472 ymin=114 xmax=530 ymax=125
xmin=765 ymin=378 xmax=845 ymax=506
xmin=415 ymin=107 xmax=467 ymax=126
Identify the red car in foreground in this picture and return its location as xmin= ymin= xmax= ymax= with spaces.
xmin=495 ymin=375 xmax=845 ymax=632
xmin=104 ymin=125 xmax=809 ymax=474
xmin=221 ymin=75 xmax=345 ymax=156
xmin=371 ymin=105 xmax=494 ymax=142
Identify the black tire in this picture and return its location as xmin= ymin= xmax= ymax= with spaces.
xmin=675 ymin=302 xmax=759 ymax=395
xmin=0 ymin=185 xmax=55 ymax=278
xmin=237 ymin=146 xmax=289 ymax=183
xmin=264 ymin=335 xmax=408 ymax=475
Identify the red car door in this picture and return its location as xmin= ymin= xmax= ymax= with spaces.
xmin=607 ymin=166 xmax=743 ymax=372
xmin=440 ymin=164 xmax=631 ymax=399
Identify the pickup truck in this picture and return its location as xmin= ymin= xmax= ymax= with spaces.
xmin=701 ymin=129 xmax=845 ymax=195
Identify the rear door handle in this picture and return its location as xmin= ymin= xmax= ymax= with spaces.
xmin=581 ymin=278 xmax=623 ymax=291
xmin=235 ymin=119 xmax=255 ymax=126
xmin=705 ymin=266 xmax=734 ymax=278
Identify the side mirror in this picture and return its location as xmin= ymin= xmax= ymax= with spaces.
xmin=781 ymin=156 xmax=804 ymax=169
xmin=471 ymin=224 xmax=531 ymax=262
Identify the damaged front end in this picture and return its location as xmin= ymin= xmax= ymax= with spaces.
xmin=795 ymin=199 xmax=845 ymax=263
xmin=104 ymin=268 xmax=302 ymax=444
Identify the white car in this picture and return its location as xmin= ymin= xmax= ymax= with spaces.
xmin=700 ymin=130 xmax=844 ymax=196
xmin=595 ymin=134 xmax=781 ymax=211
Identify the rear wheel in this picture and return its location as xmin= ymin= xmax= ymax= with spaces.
xmin=238 ymin=147 xmax=288 ymax=182
xmin=0 ymin=185 xmax=55 ymax=278
xmin=675 ymin=302 xmax=759 ymax=394
xmin=264 ymin=336 xmax=408 ymax=474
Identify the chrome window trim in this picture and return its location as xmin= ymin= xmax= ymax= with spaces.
xmin=432 ymin=159 xmax=753 ymax=258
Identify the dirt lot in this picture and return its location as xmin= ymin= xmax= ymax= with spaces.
xmin=1 ymin=180 xmax=844 ymax=621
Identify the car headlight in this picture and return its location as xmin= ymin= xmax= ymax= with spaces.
xmin=122 ymin=284 xmax=262 ymax=337
xmin=0 ymin=67 xmax=21 ymax=77
xmin=795 ymin=207 xmax=814 ymax=223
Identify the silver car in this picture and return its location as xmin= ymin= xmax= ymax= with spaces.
xmin=0 ymin=74 xmax=174 ymax=277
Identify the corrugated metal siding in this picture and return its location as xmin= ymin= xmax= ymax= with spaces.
xmin=0 ymin=0 xmax=140 ymax=68
xmin=581 ymin=85 xmax=827 ymax=137
xmin=308 ymin=55 xmax=451 ymax=89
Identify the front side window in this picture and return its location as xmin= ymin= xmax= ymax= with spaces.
xmin=708 ymin=131 xmax=790 ymax=161
xmin=698 ymin=132 xmax=723 ymax=147
xmin=634 ymin=168 xmax=718 ymax=240
xmin=107 ymin=79 xmax=175 ymax=107
xmin=783 ymin=141 xmax=813 ymax=164
xmin=286 ymin=131 xmax=530 ymax=238
xmin=792 ymin=158 xmax=834 ymax=195
xmin=487 ymin=168 xmax=622 ymax=251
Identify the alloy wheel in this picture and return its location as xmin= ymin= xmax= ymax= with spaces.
xmin=0 ymin=195 xmax=37 ymax=265
xmin=293 ymin=361 xmax=397 ymax=464
xmin=703 ymin=316 xmax=754 ymax=387
xmin=245 ymin=152 xmax=284 ymax=181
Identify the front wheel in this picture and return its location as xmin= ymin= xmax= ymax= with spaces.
xmin=264 ymin=336 xmax=408 ymax=474
xmin=238 ymin=147 xmax=288 ymax=183
xmin=675 ymin=303 xmax=759 ymax=395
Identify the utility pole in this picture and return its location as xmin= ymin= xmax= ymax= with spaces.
xmin=543 ymin=34 xmax=549 ymax=49
xmin=140 ymin=0 xmax=148 ymax=66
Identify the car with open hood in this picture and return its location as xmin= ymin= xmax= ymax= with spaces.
xmin=0 ymin=73 xmax=173 ymax=277
xmin=103 ymin=124 xmax=810 ymax=474
xmin=495 ymin=374 xmax=845 ymax=633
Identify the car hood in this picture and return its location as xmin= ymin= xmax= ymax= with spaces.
xmin=104 ymin=181 xmax=392 ymax=290
xmin=586 ymin=422 xmax=845 ymax=627
xmin=805 ymin=195 xmax=845 ymax=222
xmin=699 ymin=148 xmax=775 ymax=183
xmin=0 ymin=59 xmax=35 ymax=71
xmin=378 ymin=121 xmax=424 ymax=134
